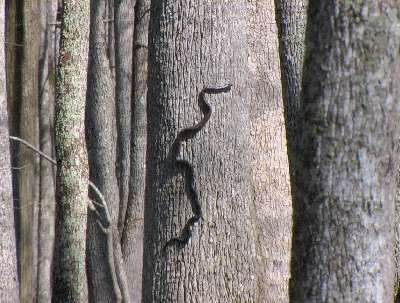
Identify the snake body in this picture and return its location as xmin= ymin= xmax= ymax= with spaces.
xmin=163 ymin=84 xmax=232 ymax=253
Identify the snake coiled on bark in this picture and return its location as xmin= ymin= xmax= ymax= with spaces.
xmin=163 ymin=84 xmax=232 ymax=253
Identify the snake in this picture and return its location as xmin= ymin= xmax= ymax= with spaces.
xmin=163 ymin=84 xmax=233 ymax=253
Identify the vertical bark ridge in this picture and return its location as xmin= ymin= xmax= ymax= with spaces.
xmin=247 ymin=1 xmax=292 ymax=302
xmin=114 ymin=0 xmax=136 ymax=235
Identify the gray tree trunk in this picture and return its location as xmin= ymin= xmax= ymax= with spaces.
xmin=142 ymin=1 xmax=256 ymax=302
xmin=52 ymin=0 xmax=90 ymax=301
xmin=107 ymin=0 xmax=115 ymax=71
xmin=18 ymin=1 xmax=41 ymax=301
xmin=396 ymin=175 xmax=400 ymax=302
xmin=121 ymin=0 xmax=149 ymax=301
xmin=247 ymin=1 xmax=291 ymax=302
xmin=114 ymin=0 xmax=135 ymax=234
xmin=5 ymin=0 xmax=17 ymax=130
xmin=274 ymin=0 xmax=307 ymax=146
xmin=37 ymin=1 xmax=57 ymax=301
xmin=0 ymin=0 xmax=20 ymax=300
xmin=290 ymin=2 xmax=400 ymax=302
xmin=86 ymin=1 xmax=129 ymax=302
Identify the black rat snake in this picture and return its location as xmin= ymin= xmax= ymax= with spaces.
xmin=163 ymin=84 xmax=232 ymax=253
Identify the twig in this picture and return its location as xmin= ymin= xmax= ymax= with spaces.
xmin=9 ymin=136 xmax=57 ymax=165
xmin=5 ymin=41 xmax=23 ymax=47
xmin=0 ymin=164 xmax=31 ymax=170
xmin=47 ymin=22 xmax=61 ymax=26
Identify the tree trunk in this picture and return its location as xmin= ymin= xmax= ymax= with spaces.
xmin=247 ymin=1 xmax=291 ymax=302
xmin=290 ymin=2 xmax=400 ymax=302
xmin=86 ymin=0 xmax=129 ymax=302
xmin=274 ymin=0 xmax=307 ymax=146
xmin=114 ymin=0 xmax=135 ymax=234
xmin=142 ymin=1 xmax=256 ymax=302
xmin=52 ymin=0 xmax=90 ymax=301
xmin=18 ymin=1 xmax=41 ymax=301
xmin=0 ymin=0 xmax=20 ymax=300
xmin=37 ymin=1 xmax=57 ymax=302
xmin=121 ymin=0 xmax=149 ymax=301
xmin=396 ymin=172 xmax=400 ymax=302
xmin=106 ymin=0 xmax=115 ymax=71
xmin=5 ymin=0 xmax=17 ymax=130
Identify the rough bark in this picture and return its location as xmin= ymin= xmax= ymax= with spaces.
xmin=107 ymin=0 xmax=115 ymax=71
xmin=5 ymin=0 xmax=17 ymax=129
xmin=18 ymin=2 xmax=41 ymax=302
xmin=0 ymin=0 xmax=20 ymax=300
xmin=142 ymin=1 xmax=256 ymax=302
xmin=51 ymin=0 xmax=90 ymax=301
xmin=274 ymin=0 xmax=307 ymax=146
xmin=37 ymin=1 xmax=57 ymax=302
xmin=290 ymin=2 xmax=400 ymax=302
xmin=396 ymin=172 xmax=400 ymax=302
xmin=121 ymin=0 xmax=149 ymax=301
xmin=114 ymin=0 xmax=135 ymax=234
xmin=247 ymin=1 xmax=291 ymax=302
xmin=86 ymin=1 xmax=129 ymax=302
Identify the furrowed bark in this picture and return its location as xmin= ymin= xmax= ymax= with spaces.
xmin=143 ymin=1 xmax=257 ymax=301
xmin=5 ymin=0 xmax=17 ymax=130
xmin=114 ymin=0 xmax=136 ymax=234
xmin=247 ymin=1 xmax=292 ymax=302
xmin=291 ymin=2 xmax=400 ymax=302
xmin=107 ymin=0 xmax=115 ymax=71
xmin=51 ymin=0 xmax=90 ymax=301
xmin=274 ymin=0 xmax=307 ymax=144
xmin=121 ymin=0 xmax=149 ymax=301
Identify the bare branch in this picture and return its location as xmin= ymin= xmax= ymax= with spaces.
xmin=9 ymin=136 xmax=57 ymax=165
xmin=47 ymin=21 xmax=61 ymax=26
xmin=5 ymin=41 xmax=23 ymax=47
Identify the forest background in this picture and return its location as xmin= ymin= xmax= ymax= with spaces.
xmin=1 ymin=1 xmax=400 ymax=303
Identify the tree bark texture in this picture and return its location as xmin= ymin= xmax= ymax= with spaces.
xmin=143 ymin=1 xmax=256 ymax=302
xmin=52 ymin=0 xmax=90 ymax=301
xmin=114 ymin=0 xmax=135 ymax=234
xmin=5 ymin=0 xmax=17 ymax=131
xmin=247 ymin=1 xmax=292 ymax=302
xmin=396 ymin=172 xmax=400 ymax=302
xmin=18 ymin=1 xmax=41 ymax=302
xmin=37 ymin=1 xmax=57 ymax=302
xmin=121 ymin=0 xmax=149 ymax=301
xmin=291 ymin=2 xmax=400 ymax=302
xmin=86 ymin=1 xmax=129 ymax=302
xmin=0 ymin=0 xmax=20 ymax=300
xmin=274 ymin=0 xmax=307 ymax=146
xmin=107 ymin=0 xmax=115 ymax=71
